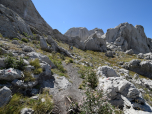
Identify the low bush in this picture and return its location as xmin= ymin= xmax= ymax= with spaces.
xmin=12 ymin=38 xmax=19 ymax=40
xmin=21 ymin=38 xmax=29 ymax=43
xmin=87 ymin=70 xmax=98 ymax=89
xmin=4 ymin=56 xmax=26 ymax=70
xmin=80 ymin=89 xmax=113 ymax=114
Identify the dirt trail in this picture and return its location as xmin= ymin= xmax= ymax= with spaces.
xmin=52 ymin=62 xmax=84 ymax=114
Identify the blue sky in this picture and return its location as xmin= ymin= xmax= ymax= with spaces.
xmin=31 ymin=0 xmax=152 ymax=38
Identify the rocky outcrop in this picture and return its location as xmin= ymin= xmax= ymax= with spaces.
xmin=123 ymin=59 xmax=152 ymax=78
xmin=0 ymin=0 xmax=53 ymax=35
xmin=104 ymin=22 xmax=151 ymax=54
xmin=0 ymin=86 xmax=12 ymax=107
xmin=0 ymin=68 xmax=24 ymax=81
xmin=0 ymin=4 xmax=32 ymax=38
xmin=97 ymin=66 xmax=152 ymax=113
xmin=64 ymin=27 xmax=90 ymax=42
xmin=84 ymin=33 xmax=107 ymax=51
xmin=47 ymin=36 xmax=74 ymax=58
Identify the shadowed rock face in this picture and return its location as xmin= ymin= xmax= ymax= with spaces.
xmin=0 ymin=0 xmax=53 ymax=35
xmin=0 ymin=4 xmax=33 ymax=38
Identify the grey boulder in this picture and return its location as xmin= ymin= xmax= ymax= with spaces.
xmin=22 ymin=46 xmax=34 ymax=52
xmin=0 ymin=86 xmax=12 ymax=107
xmin=97 ymin=66 xmax=119 ymax=77
xmin=0 ymin=68 xmax=24 ymax=81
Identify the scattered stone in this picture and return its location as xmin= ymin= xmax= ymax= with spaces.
xmin=137 ymin=53 xmax=144 ymax=59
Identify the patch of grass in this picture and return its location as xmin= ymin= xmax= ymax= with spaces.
xmin=51 ymin=69 xmax=69 ymax=79
xmin=23 ymin=71 xmax=35 ymax=82
xmin=30 ymin=59 xmax=41 ymax=68
xmin=0 ymin=93 xmax=53 ymax=114
xmin=12 ymin=38 xmax=19 ymax=40
xmin=30 ymin=59 xmax=42 ymax=75
xmin=21 ymin=38 xmax=29 ymax=43
xmin=34 ymin=68 xmax=43 ymax=75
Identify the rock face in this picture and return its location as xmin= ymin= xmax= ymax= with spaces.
xmin=0 ymin=4 xmax=32 ymax=38
xmin=0 ymin=68 xmax=24 ymax=81
xmin=104 ymin=22 xmax=151 ymax=54
xmin=0 ymin=0 xmax=53 ymax=36
xmin=123 ymin=59 xmax=152 ymax=78
xmin=0 ymin=86 xmax=12 ymax=107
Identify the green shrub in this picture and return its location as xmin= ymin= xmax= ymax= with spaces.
xmin=80 ymin=89 xmax=113 ymax=114
xmin=16 ymin=57 xmax=26 ymax=70
xmin=4 ymin=56 xmax=26 ymax=70
xmin=21 ymin=38 xmax=29 ymax=43
xmin=4 ymin=56 xmax=16 ymax=68
xmin=87 ymin=70 xmax=98 ymax=89
xmin=60 ymin=54 xmax=65 ymax=60
xmin=12 ymin=38 xmax=19 ymax=40
xmin=69 ymin=59 xmax=73 ymax=63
